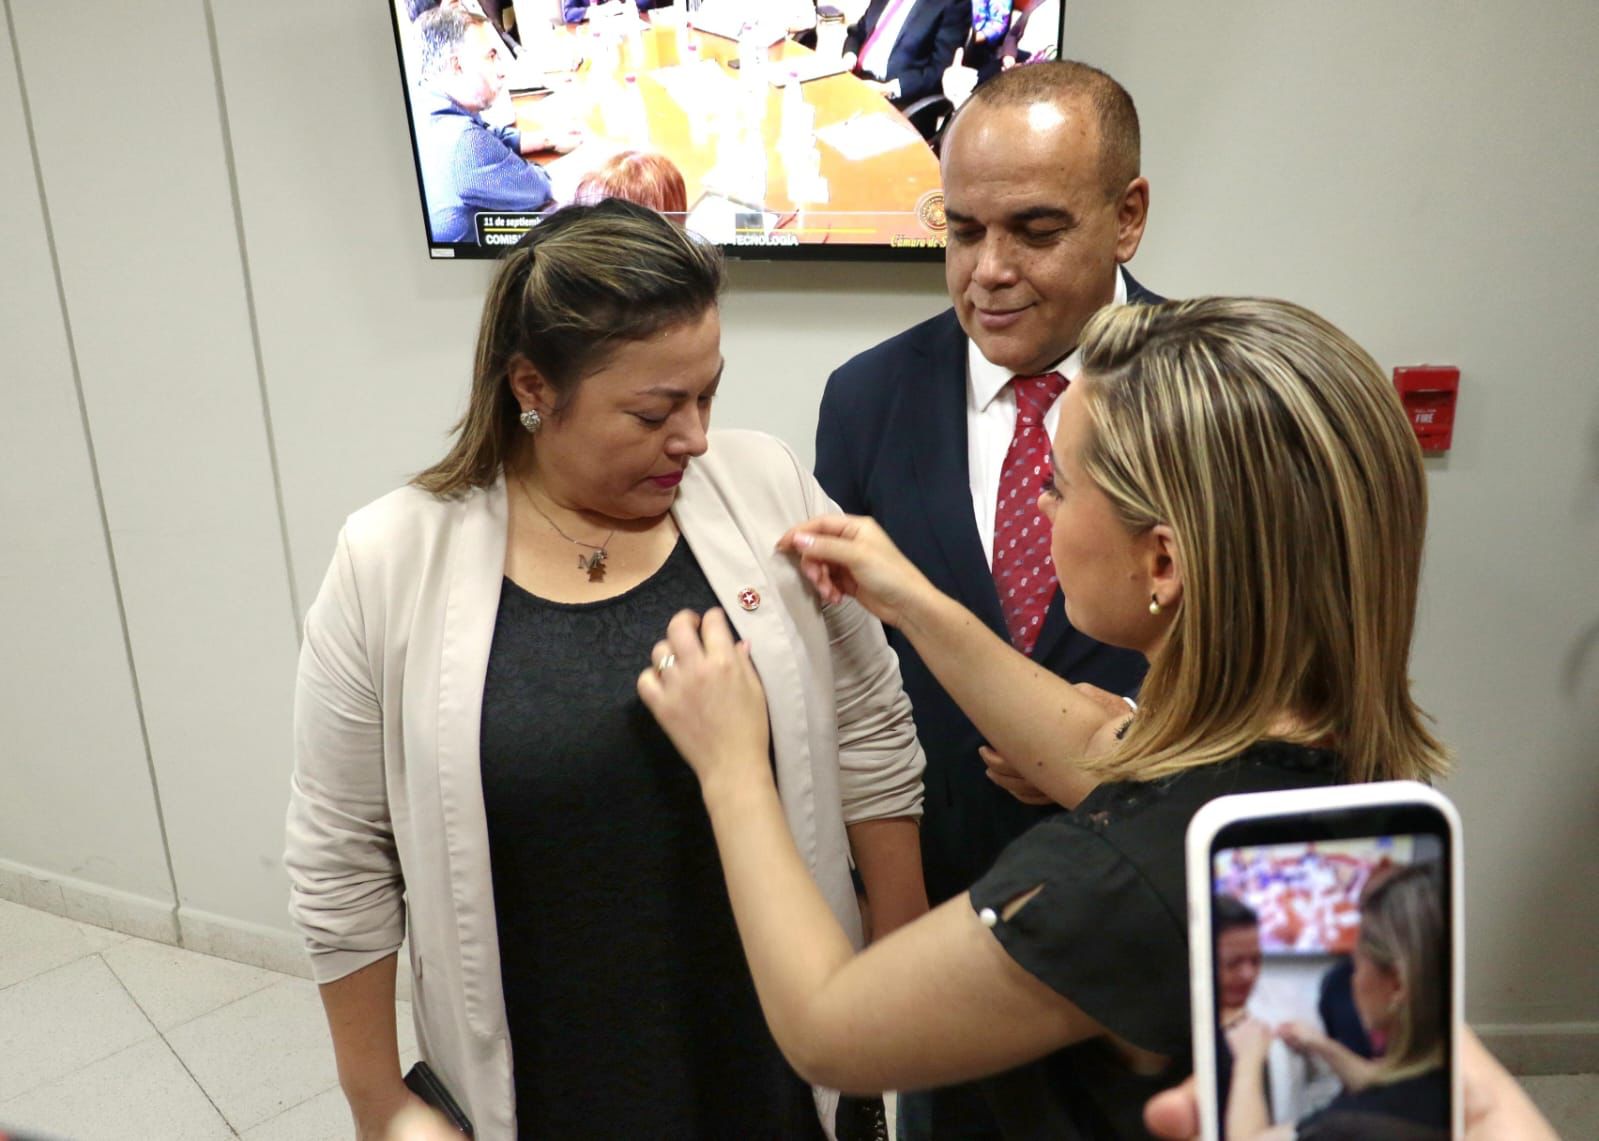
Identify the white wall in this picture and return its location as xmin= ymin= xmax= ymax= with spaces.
xmin=1 ymin=0 xmax=1595 ymax=1032
xmin=0 ymin=7 xmax=174 ymax=931
xmin=1064 ymin=1 xmax=1599 ymax=1030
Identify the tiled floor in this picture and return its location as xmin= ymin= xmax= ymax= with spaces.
xmin=3 ymin=896 xmax=1596 ymax=1139
xmin=0 ymin=899 xmax=414 ymax=1140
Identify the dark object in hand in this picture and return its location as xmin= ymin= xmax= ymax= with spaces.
xmin=404 ymin=1060 xmax=475 ymax=1136
xmin=836 ymin=1093 xmax=889 ymax=1141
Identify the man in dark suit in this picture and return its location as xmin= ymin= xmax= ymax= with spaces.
xmin=814 ymin=61 xmax=1158 ymax=1140
xmin=843 ymin=0 xmax=968 ymax=108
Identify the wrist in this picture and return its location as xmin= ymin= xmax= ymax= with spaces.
xmin=699 ymin=758 xmax=775 ymax=813
xmin=897 ymin=579 xmax=954 ymax=640
xmin=344 ymin=1075 xmax=410 ymax=1123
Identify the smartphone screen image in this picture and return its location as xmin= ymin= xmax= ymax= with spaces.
xmin=1187 ymin=784 xmax=1463 ymax=1141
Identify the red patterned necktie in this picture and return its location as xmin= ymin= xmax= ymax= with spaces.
xmin=993 ymin=371 xmax=1068 ymax=656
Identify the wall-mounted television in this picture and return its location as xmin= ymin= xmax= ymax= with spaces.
xmin=386 ymin=0 xmax=1065 ymax=259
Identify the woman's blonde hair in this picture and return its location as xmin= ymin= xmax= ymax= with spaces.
xmin=1074 ymin=297 xmax=1448 ymax=784
xmin=413 ymin=198 xmax=723 ymax=497
xmin=1359 ymin=863 xmax=1447 ymax=1081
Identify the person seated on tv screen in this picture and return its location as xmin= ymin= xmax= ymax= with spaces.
xmin=842 ymin=0 xmax=967 ymax=108
xmin=941 ymin=0 xmax=1059 ymax=113
xmin=574 ymin=151 xmax=689 ymax=218
xmin=406 ymin=0 xmax=513 ymax=51
xmin=562 ymin=0 xmax=658 ymax=23
xmin=411 ymin=0 xmax=589 ymax=73
xmin=999 ymin=0 xmax=1059 ymax=68
xmin=959 ymin=0 xmax=1013 ymax=77
xmin=413 ymin=6 xmax=561 ymax=244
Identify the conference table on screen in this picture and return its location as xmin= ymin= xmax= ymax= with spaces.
xmin=512 ymin=20 xmax=944 ymax=246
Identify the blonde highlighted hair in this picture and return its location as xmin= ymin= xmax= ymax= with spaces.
xmin=1359 ymin=863 xmax=1447 ymax=1081
xmin=1074 ymin=297 xmax=1449 ymax=785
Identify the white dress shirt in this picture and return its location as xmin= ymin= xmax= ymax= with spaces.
xmin=859 ymin=0 xmax=919 ymax=86
xmin=1017 ymin=0 xmax=1061 ymax=59
xmin=966 ymin=270 xmax=1128 ymax=567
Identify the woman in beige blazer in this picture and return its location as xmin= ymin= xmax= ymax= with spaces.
xmin=285 ymin=200 xmax=926 ymax=1140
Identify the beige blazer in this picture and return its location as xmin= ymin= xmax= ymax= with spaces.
xmin=285 ymin=430 xmax=925 ymax=1139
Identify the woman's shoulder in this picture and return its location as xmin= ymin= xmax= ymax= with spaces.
xmin=686 ymin=431 xmax=818 ymax=509
xmin=1005 ymin=744 xmax=1343 ymax=904
xmin=696 ymin=429 xmax=805 ymax=478
xmin=341 ymin=480 xmax=494 ymax=561
xmin=1081 ymin=741 xmax=1343 ymax=826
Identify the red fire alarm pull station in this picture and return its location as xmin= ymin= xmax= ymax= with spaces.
xmin=1393 ymin=366 xmax=1460 ymax=452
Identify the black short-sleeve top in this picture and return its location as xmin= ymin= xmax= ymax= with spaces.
xmin=1296 ymin=1067 xmax=1449 ymax=1139
xmin=968 ymin=741 xmax=1343 ymax=1140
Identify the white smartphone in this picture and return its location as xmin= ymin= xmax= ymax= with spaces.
xmin=1185 ymin=782 xmax=1464 ymax=1140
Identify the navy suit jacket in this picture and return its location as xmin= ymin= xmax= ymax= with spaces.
xmin=844 ymin=0 xmax=968 ymax=105
xmin=815 ymin=270 xmax=1161 ymax=903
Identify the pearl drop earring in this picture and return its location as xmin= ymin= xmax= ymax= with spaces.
xmin=1149 ymin=595 xmax=1161 ymax=616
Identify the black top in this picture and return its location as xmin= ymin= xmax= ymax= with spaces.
xmin=479 ymin=538 xmax=822 ymax=1140
xmin=967 ymin=742 xmax=1344 ymax=1140
xmin=1297 ymin=1068 xmax=1449 ymax=1139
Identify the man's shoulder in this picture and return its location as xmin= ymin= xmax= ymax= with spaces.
xmin=829 ymin=307 xmax=963 ymax=385
xmin=1122 ymin=268 xmax=1164 ymax=306
xmin=415 ymin=87 xmax=467 ymax=130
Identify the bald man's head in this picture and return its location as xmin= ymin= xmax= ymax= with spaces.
xmin=960 ymin=60 xmax=1141 ymax=200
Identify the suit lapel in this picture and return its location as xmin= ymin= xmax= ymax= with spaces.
xmin=893 ymin=0 xmax=931 ymax=45
xmin=884 ymin=0 xmax=934 ymax=78
xmin=909 ymin=314 xmax=1009 ymax=637
xmin=860 ymin=0 xmax=887 ymax=43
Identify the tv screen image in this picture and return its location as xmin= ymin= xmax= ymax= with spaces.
xmin=388 ymin=0 xmax=1063 ymax=258
xmin=1211 ymin=835 xmax=1442 ymax=956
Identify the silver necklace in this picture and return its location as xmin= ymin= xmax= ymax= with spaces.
xmin=516 ymin=474 xmax=615 ymax=578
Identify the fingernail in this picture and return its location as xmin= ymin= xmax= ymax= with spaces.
xmin=793 ymin=533 xmax=814 ymax=550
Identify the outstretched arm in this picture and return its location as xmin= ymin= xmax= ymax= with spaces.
xmin=1222 ymin=1019 xmax=1275 ymax=1140
xmin=1279 ymin=1021 xmax=1383 ymax=1092
xmin=779 ymin=516 xmax=1133 ymax=806
xmin=639 ymin=610 xmax=1100 ymax=1090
